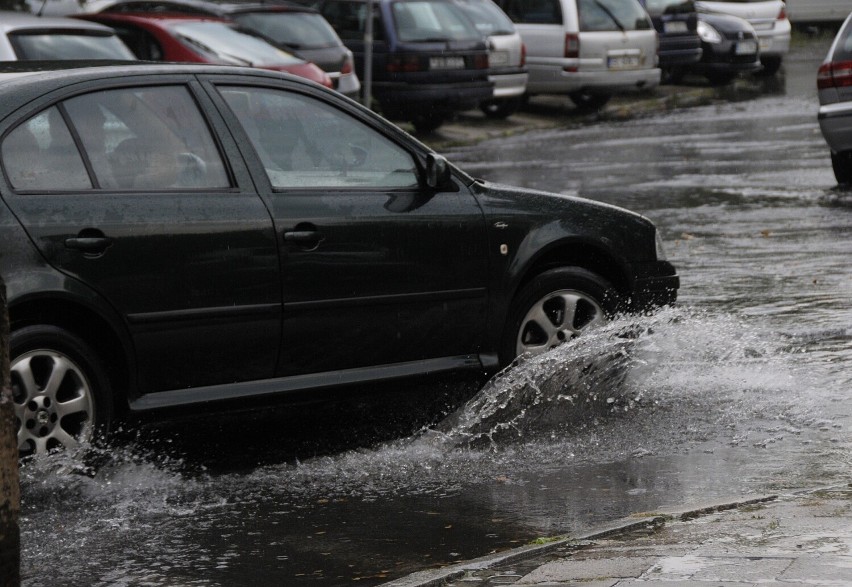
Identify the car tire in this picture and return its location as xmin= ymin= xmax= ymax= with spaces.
xmin=10 ymin=325 xmax=114 ymax=457
xmin=706 ymin=71 xmax=736 ymax=86
xmin=758 ymin=56 xmax=782 ymax=76
xmin=411 ymin=112 xmax=445 ymax=133
xmin=831 ymin=150 xmax=852 ymax=185
xmin=569 ymin=92 xmax=611 ymax=111
xmin=480 ymin=97 xmax=522 ymax=119
xmin=500 ymin=267 xmax=619 ymax=366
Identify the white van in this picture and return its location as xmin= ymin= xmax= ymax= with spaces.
xmin=786 ymin=0 xmax=852 ymax=25
xmin=494 ymin=0 xmax=660 ymax=109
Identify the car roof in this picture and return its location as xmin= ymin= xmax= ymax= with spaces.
xmin=0 ymin=11 xmax=119 ymax=34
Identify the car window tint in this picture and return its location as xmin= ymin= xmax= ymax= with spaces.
xmin=497 ymin=0 xmax=562 ymax=25
xmin=2 ymin=107 xmax=92 ymax=191
xmin=220 ymin=87 xmax=417 ymax=189
xmin=8 ymin=31 xmax=136 ymax=60
xmin=62 ymin=86 xmax=230 ymax=190
xmin=578 ymin=0 xmax=652 ymax=31
xmin=321 ymin=1 xmax=385 ymax=41
xmin=392 ymin=1 xmax=482 ymax=42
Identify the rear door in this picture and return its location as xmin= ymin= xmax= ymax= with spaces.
xmin=0 ymin=78 xmax=281 ymax=396
xmin=496 ymin=0 xmax=567 ymax=89
xmin=205 ymin=79 xmax=490 ymax=379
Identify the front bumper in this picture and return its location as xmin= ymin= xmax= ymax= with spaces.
xmin=488 ymin=69 xmax=529 ymax=99
xmin=630 ymin=261 xmax=680 ymax=310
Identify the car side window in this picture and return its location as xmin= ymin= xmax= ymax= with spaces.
xmin=498 ymin=0 xmax=562 ymax=25
xmin=321 ymin=0 xmax=385 ymax=41
xmin=219 ymin=86 xmax=418 ymax=189
xmin=2 ymin=107 xmax=92 ymax=191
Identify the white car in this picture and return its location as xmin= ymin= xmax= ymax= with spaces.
xmin=785 ymin=0 xmax=852 ymax=26
xmin=453 ymin=0 xmax=529 ymax=118
xmin=695 ymin=0 xmax=791 ymax=74
xmin=0 ymin=11 xmax=135 ymax=60
xmin=495 ymin=0 xmax=660 ymax=110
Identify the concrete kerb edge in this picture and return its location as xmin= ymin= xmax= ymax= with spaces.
xmin=379 ymin=493 xmax=780 ymax=587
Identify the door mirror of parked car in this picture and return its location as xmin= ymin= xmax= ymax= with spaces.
xmin=426 ymin=153 xmax=450 ymax=189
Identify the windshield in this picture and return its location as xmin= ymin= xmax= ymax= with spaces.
xmin=232 ymin=12 xmax=342 ymax=50
xmin=453 ymin=0 xmax=516 ymax=35
xmin=171 ymin=22 xmax=304 ymax=66
xmin=641 ymin=0 xmax=695 ymax=16
xmin=391 ymin=0 xmax=482 ymax=42
xmin=10 ymin=31 xmax=136 ymax=60
xmin=578 ymin=0 xmax=653 ymax=31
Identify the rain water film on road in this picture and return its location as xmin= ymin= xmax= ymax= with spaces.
xmin=19 ymin=34 xmax=851 ymax=587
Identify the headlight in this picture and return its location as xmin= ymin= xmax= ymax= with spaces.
xmin=697 ymin=20 xmax=723 ymax=44
xmin=655 ymin=230 xmax=667 ymax=260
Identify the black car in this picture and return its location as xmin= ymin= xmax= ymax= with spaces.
xmin=0 ymin=63 xmax=678 ymax=456
xmin=639 ymin=0 xmax=702 ymax=82
xmin=315 ymin=0 xmax=494 ymax=132
xmin=689 ymin=11 xmax=760 ymax=85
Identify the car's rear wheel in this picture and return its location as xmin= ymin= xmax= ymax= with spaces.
xmin=480 ymin=97 xmax=522 ymax=119
xmin=758 ymin=56 xmax=782 ymax=76
xmin=501 ymin=268 xmax=619 ymax=365
xmin=411 ymin=112 xmax=445 ymax=133
xmin=831 ymin=150 xmax=852 ymax=185
xmin=10 ymin=325 xmax=113 ymax=458
xmin=569 ymin=92 xmax=611 ymax=112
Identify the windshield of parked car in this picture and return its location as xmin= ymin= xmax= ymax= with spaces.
xmin=578 ymin=0 xmax=653 ymax=31
xmin=453 ymin=0 xmax=516 ymax=35
xmin=391 ymin=0 xmax=482 ymax=42
xmin=170 ymin=21 xmax=305 ymax=66
xmin=232 ymin=12 xmax=342 ymax=50
xmin=8 ymin=30 xmax=136 ymax=60
xmin=641 ymin=0 xmax=694 ymax=16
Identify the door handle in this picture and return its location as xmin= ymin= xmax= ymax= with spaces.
xmin=283 ymin=229 xmax=324 ymax=250
xmin=65 ymin=235 xmax=114 ymax=255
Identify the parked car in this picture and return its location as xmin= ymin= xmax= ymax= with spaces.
xmin=494 ymin=0 xmax=661 ymax=110
xmin=0 ymin=62 xmax=678 ymax=456
xmin=694 ymin=0 xmax=790 ymax=75
xmin=0 ymin=11 xmax=136 ymax=60
xmin=639 ymin=0 xmax=703 ymax=82
xmin=87 ymin=0 xmax=361 ymax=99
xmin=315 ymin=0 xmax=493 ymax=132
xmin=785 ymin=0 xmax=852 ymax=26
xmin=452 ymin=0 xmax=528 ymax=118
xmin=817 ymin=10 xmax=852 ymax=183
xmin=689 ymin=11 xmax=761 ymax=84
xmin=74 ymin=12 xmax=333 ymax=87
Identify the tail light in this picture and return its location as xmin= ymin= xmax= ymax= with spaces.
xmin=818 ymin=61 xmax=852 ymax=89
xmin=341 ymin=53 xmax=353 ymax=75
xmin=473 ymin=53 xmax=489 ymax=69
xmin=520 ymin=43 xmax=526 ymax=68
xmin=563 ymin=33 xmax=579 ymax=72
xmin=777 ymin=6 xmax=786 ymax=20
xmin=387 ymin=55 xmax=423 ymax=73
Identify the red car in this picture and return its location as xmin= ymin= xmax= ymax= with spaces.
xmin=74 ymin=12 xmax=332 ymax=88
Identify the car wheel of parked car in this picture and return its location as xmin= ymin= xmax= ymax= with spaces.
xmin=11 ymin=325 xmax=114 ymax=458
xmin=501 ymin=267 xmax=618 ymax=364
xmin=758 ymin=56 xmax=782 ymax=76
xmin=830 ymin=150 xmax=852 ymax=185
xmin=569 ymin=92 xmax=611 ymax=112
xmin=480 ymin=98 xmax=522 ymax=119
xmin=411 ymin=112 xmax=445 ymax=133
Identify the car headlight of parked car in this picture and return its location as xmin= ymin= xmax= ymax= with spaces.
xmin=697 ymin=19 xmax=722 ymax=44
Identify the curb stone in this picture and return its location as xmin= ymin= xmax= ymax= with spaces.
xmin=379 ymin=494 xmax=779 ymax=587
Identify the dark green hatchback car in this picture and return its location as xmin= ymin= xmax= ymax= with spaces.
xmin=0 ymin=63 xmax=678 ymax=457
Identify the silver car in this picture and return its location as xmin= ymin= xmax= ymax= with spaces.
xmin=817 ymin=10 xmax=852 ymax=184
xmin=453 ymin=0 xmax=529 ymax=118
xmin=695 ymin=0 xmax=791 ymax=74
xmin=495 ymin=0 xmax=660 ymax=110
xmin=0 ymin=11 xmax=135 ymax=60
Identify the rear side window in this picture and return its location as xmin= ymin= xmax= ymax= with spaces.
xmin=7 ymin=31 xmax=136 ymax=60
xmin=219 ymin=86 xmax=417 ymax=189
xmin=2 ymin=86 xmax=230 ymax=191
xmin=497 ymin=0 xmax=562 ymax=25
xmin=578 ymin=0 xmax=652 ymax=31
xmin=321 ymin=1 xmax=386 ymax=41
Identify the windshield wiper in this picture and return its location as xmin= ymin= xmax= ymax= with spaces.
xmin=592 ymin=0 xmax=626 ymax=32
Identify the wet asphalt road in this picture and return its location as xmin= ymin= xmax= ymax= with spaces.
xmin=19 ymin=33 xmax=852 ymax=587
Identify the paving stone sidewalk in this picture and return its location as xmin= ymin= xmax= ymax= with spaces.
xmin=382 ymin=485 xmax=852 ymax=587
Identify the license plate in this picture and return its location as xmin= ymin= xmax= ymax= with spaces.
xmin=759 ymin=38 xmax=773 ymax=51
xmin=663 ymin=21 xmax=688 ymax=33
xmin=429 ymin=56 xmax=465 ymax=70
xmin=735 ymin=40 xmax=758 ymax=55
xmin=489 ymin=51 xmax=509 ymax=67
xmin=607 ymin=55 xmax=640 ymax=70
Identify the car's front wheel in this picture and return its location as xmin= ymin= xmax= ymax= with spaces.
xmin=10 ymin=325 xmax=113 ymax=458
xmin=831 ymin=150 xmax=852 ymax=185
xmin=480 ymin=97 xmax=522 ymax=119
xmin=758 ymin=56 xmax=782 ymax=76
xmin=501 ymin=268 xmax=619 ymax=365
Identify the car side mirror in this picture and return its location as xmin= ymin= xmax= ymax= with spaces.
xmin=425 ymin=153 xmax=451 ymax=189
